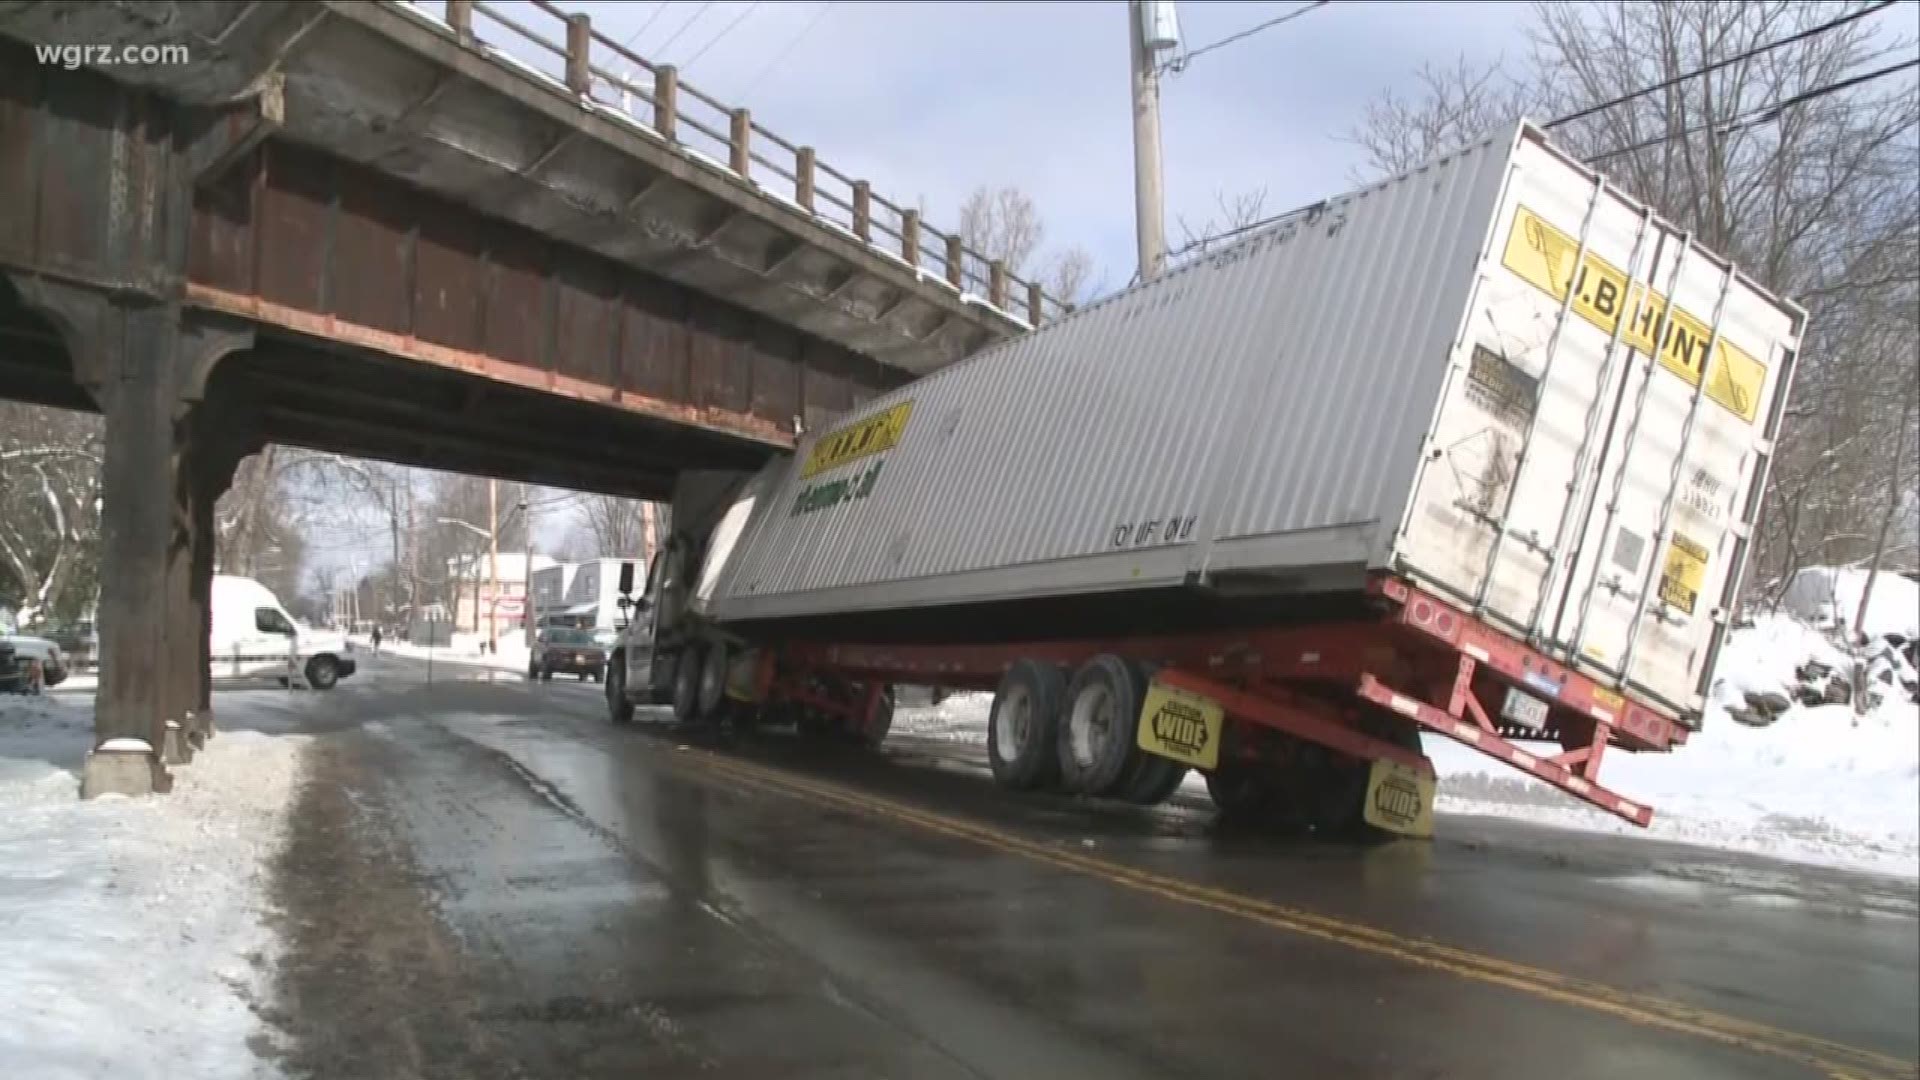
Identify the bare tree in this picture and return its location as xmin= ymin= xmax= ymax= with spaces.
xmin=958 ymin=184 xmax=1101 ymax=306
xmin=1350 ymin=0 xmax=1920 ymax=602
xmin=1174 ymin=188 xmax=1273 ymax=262
xmin=577 ymin=494 xmax=649 ymax=558
xmin=0 ymin=403 xmax=103 ymax=625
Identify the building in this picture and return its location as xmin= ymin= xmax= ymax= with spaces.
xmin=446 ymin=552 xmax=560 ymax=637
xmin=531 ymin=556 xmax=645 ymax=633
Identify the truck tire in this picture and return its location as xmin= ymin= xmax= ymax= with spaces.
xmin=1058 ymin=655 xmax=1146 ymax=798
xmin=606 ymin=655 xmax=635 ymax=725
xmin=1205 ymin=759 xmax=1278 ymax=820
xmin=305 ymin=655 xmax=340 ymax=691
xmin=853 ymin=685 xmax=895 ymax=748
xmin=1120 ymin=754 xmax=1188 ymax=805
xmin=672 ymin=647 xmax=704 ymax=723
xmin=697 ymin=642 xmax=730 ymax=720
xmin=987 ymin=660 xmax=1066 ymax=791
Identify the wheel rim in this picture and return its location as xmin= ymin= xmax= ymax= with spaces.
xmin=1068 ymin=683 xmax=1114 ymax=770
xmin=994 ymin=684 xmax=1032 ymax=760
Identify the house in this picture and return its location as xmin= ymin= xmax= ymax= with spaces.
xmin=445 ymin=552 xmax=561 ymax=637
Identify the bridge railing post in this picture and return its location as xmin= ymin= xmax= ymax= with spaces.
xmin=990 ymin=260 xmax=1009 ymax=309
xmin=1027 ymin=280 xmax=1044 ymax=325
xmin=565 ymin=14 xmax=592 ymax=96
xmin=730 ymin=108 xmax=751 ymax=178
xmin=446 ymin=0 xmax=473 ymax=42
xmin=795 ymin=147 xmax=816 ymax=211
xmin=852 ymin=181 xmax=872 ymax=242
xmin=654 ymin=65 xmax=678 ymax=142
xmin=901 ymin=209 xmax=920 ymax=268
xmin=946 ymin=234 xmax=964 ymax=288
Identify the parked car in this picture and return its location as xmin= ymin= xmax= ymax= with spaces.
xmin=0 ymin=629 xmax=67 ymax=689
xmin=40 ymin=620 xmax=97 ymax=673
xmin=0 ymin=642 xmax=25 ymax=695
xmin=529 ymin=626 xmax=606 ymax=683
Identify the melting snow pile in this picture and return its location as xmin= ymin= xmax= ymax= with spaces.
xmin=0 ymin=693 xmax=303 ymax=1078
xmin=1436 ymin=567 xmax=1920 ymax=878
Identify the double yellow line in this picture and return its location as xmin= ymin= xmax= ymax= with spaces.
xmin=676 ymin=746 xmax=1915 ymax=1080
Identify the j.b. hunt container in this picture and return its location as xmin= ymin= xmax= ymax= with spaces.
xmin=697 ymin=119 xmax=1805 ymax=729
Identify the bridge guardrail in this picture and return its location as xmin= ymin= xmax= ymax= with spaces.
xmin=389 ymin=0 xmax=1071 ymax=330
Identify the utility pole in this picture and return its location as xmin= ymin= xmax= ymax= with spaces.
xmin=522 ymin=494 xmax=536 ymax=635
xmin=1129 ymin=0 xmax=1180 ymax=283
xmin=488 ymin=478 xmax=501 ymax=654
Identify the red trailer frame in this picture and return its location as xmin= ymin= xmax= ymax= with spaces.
xmin=760 ymin=573 xmax=1684 ymax=827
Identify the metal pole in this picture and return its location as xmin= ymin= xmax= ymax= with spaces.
xmin=488 ymin=478 xmax=500 ymax=655
xmin=524 ymin=496 xmax=535 ymax=637
xmin=1129 ymin=0 xmax=1167 ymax=283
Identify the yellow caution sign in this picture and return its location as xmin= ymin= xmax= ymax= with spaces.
xmin=1136 ymin=681 xmax=1224 ymax=771
xmin=1501 ymin=206 xmax=1767 ymax=424
xmin=1363 ymin=758 xmax=1435 ymax=839
xmin=802 ymin=401 xmax=915 ymax=479
xmin=1657 ymin=532 xmax=1711 ymax=616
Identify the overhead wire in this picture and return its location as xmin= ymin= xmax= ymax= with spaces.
xmin=741 ymin=1 xmax=835 ymax=97
xmin=620 ymin=1 xmax=673 ymax=50
xmin=1164 ymin=2 xmax=1329 ymax=75
xmin=681 ymin=1 xmax=764 ymax=72
xmin=1543 ymin=0 xmax=1899 ymax=130
xmin=653 ymin=0 xmax=718 ymax=59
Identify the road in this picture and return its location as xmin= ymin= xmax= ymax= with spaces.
xmin=226 ymin=654 xmax=1918 ymax=1080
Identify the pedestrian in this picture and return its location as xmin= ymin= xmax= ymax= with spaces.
xmin=371 ymin=625 xmax=383 ymax=654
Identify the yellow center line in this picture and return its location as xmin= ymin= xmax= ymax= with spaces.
xmin=674 ymin=746 xmax=1916 ymax=1080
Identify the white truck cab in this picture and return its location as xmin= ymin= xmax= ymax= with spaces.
xmin=211 ymin=575 xmax=357 ymax=690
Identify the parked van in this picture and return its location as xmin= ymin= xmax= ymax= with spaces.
xmin=211 ymin=575 xmax=357 ymax=690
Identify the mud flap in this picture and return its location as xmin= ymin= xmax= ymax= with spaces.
xmin=1362 ymin=758 xmax=1437 ymax=839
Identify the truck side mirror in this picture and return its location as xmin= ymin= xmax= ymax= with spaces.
xmin=617 ymin=560 xmax=635 ymax=597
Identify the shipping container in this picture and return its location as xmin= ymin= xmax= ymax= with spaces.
xmin=696 ymin=120 xmax=1804 ymax=731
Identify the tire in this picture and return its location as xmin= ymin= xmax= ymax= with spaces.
xmin=697 ymin=642 xmax=730 ymax=720
xmin=527 ymin=664 xmax=539 ymax=680
xmin=1205 ymin=759 xmax=1277 ymax=820
xmin=1057 ymin=655 xmax=1147 ymax=798
xmin=987 ymin=660 xmax=1066 ymax=791
xmin=305 ymin=655 xmax=340 ymax=691
xmin=1120 ymin=753 xmax=1188 ymax=806
xmin=672 ymin=646 xmax=704 ymax=723
xmin=592 ymin=668 xmax=604 ymax=685
xmin=540 ymin=667 xmax=552 ymax=682
xmin=606 ymin=656 xmax=634 ymax=725
xmin=853 ymin=685 xmax=894 ymax=748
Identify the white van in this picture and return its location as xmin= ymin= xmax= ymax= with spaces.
xmin=211 ymin=575 xmax=357 ymax=690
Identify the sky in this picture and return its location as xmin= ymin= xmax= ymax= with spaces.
xmin=481 ymin=0 xmax=1536 ymax=292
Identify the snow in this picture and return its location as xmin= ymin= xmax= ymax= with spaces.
xmin=890 ymin=576 xmax=1920 ymax=879
xmin=0 ymin=693 xmax=305 ymax=1078
xmin=366 ymin=629 xmax=532 ymax=675
xmin=96 ymin=737 xmax=152 ymax=753
xmin=1776 ymin=565 xmax=1919 ymax=639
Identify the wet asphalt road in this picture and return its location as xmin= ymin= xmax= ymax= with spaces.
xmin=225 ymin=655 xmax=1919 ymax=1080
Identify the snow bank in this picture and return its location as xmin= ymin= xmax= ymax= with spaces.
xmin=0 ymin=695 xmax=305 ymax=1078
xmin=365 ymin=630 xmax=531 ymax=675
xmin=1776 ymin=565 xmax=1920 ymax=639
xmin=894 ymin=692 xmax=993 ymax=745
xmin=1435 ymin=612 xmax=1920 ymax=879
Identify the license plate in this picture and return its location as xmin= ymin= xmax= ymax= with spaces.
xmin=1501 ymin=686 xmax=1550 ymax=730
xmin=1363 ymin=758 xmax=1435 ymax=838
xmin=1136 ymin=682 xmax=1223 ymax=770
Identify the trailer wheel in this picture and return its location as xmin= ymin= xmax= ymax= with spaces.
xmin=853 ymin=684 xmax=895 ymax=748
xmin=987 ymin=661 xmax=1066 ymax=791
xmin=1120 ymin=754 xmax=1188 ymax=806
xmin=1205 ymin=759 xmax=1278 ymax=820
xmin=1058 ymin=655 xmax=1147 ymax=798
xmin=672 ymin=647 xmax=704 ymax=723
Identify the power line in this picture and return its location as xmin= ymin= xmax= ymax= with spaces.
xmin=620 ymin=1 xmax=673 ymax=50
xmin=654 ymin=1 xmax=717 ymax=59
xmin=741 ymin=1 xmax=835 ymax=97
xmin=681 ymin=0 xmax=763 ymax=71
xmin=1165 ymin=2 xmax=1329 ymax=75
xmin=1586 ymin=56 xmax=1919 ymax=164
xmin=1544 ymin=0 xmax=1899 ymax=130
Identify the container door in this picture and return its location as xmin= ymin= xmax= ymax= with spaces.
xmin=1398 ymin=156 xmax=1657 ymax=642
xmin=1546 ymin=234 xmax=1791 ymax=718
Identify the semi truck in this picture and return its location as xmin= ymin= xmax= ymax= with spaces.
xmin=604 ymin=120 xmax=1805 ymax=839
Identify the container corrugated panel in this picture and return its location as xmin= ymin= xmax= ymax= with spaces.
xmin=701 ymin=120 xmax=1805 ymax=727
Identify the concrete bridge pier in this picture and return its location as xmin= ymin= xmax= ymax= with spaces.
xmin=10 ymin=276 xmax=255 ymax=797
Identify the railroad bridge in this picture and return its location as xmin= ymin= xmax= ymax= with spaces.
xmin=0 ymin=0 xmax=1058 ymax=795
